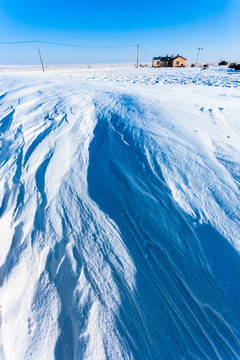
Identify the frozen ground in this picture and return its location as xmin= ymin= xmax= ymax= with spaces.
xmin=0 ymin=66 xmax=240 ymax=360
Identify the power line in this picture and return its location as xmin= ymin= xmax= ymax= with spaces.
xmin=0 ymin=41 xmax=37 ymax=45
xmin=0 ymin=40 xmax=136 ymax=49
xmin=0 ymin=40 xmax=139 ymax=73
xmin=39 ymin=40 xmax=136 ymax=49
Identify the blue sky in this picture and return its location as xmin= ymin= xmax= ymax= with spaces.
xmin=0 ymin=0 xmax=239 ymax=64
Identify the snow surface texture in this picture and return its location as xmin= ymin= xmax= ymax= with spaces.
xmin=0 ymin=66 xmax=240 ymax=360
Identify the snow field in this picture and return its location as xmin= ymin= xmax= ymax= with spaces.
xmin=0 ymin=66 xmax=239 ymax=359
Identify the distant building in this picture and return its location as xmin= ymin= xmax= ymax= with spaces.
xmin=152 ymin=55 xmax=187 ymax=68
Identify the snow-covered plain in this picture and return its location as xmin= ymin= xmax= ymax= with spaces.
xmin=0 ymin=66 xmax=240 ymax=360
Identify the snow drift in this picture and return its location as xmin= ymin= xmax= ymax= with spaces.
xmin=0 ymin=67 xmax=240 ymax=359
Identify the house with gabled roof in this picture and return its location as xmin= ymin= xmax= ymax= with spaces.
xmin=152 ymin=55 xmax=187 ymax=68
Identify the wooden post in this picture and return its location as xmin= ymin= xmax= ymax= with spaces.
xmin=37 ymin=41 xmax=45 ymax=72
xmin=136 ymin=44 xmax=139 ymax=68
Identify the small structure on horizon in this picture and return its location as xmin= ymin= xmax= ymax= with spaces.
xmin=229 ymin=63 xmax=237 ymax=69
xmin=202 ymin=64 xmax=209 ymax=70
xmin=152 ymin=55 xmax=187 ymax=68
xmin=218 ymin=60 xmax=228 ymax=66
xmin=229 ymin=63 xmax=240 ymax=70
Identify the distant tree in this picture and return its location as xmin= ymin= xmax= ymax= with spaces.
xmin=191 ymin=64 xmax=195 ymax=67
xmin=235 ymin=64 xmax=240 ymax=71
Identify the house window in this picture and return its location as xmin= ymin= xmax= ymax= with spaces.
xmin=176 ymin=61 xmax=179 ymax=65
xmin=157 ymin=61 xmax=160 ymax=65
xmin=168 ymin=61 xmax=171 ymax=65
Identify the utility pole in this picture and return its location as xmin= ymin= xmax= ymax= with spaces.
xmin=196 ymin=47 xmax=203 ymax=67
xmin=37 ymin=41 xmax=45 ymax=72
xmin=136 ymin=44 xmax=139 ymax=68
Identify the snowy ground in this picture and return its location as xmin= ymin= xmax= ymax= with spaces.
xmin=0 ymin=66 xmax=240 ymax=360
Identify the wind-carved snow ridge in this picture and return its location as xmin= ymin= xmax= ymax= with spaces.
xmin=0 ymin=80 xmax=137 ymax=360
xmin=0 ymin=68 xmax=240 ymax=360
xmin=88 ymin=91 xmax=240 ymax=359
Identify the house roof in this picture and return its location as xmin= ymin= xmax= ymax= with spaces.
xmin=172 ymin=55 xmax=187 ymax=60
xmin=153 ymin=55 xmax=187 ymax=61
xmin=160 ymin=56 xmax=172 ymax=61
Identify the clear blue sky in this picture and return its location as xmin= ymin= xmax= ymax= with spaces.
xmin=0 ymin=0 xmax=239 ymax=64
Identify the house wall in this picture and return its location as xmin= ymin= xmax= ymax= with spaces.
xmin=153 ymin=57 xmax=187 ymax=68
xmin=152 ymin=59 xmax=161 ymax=67
xmin=172 ymin=57 xmax=186 ymax=67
